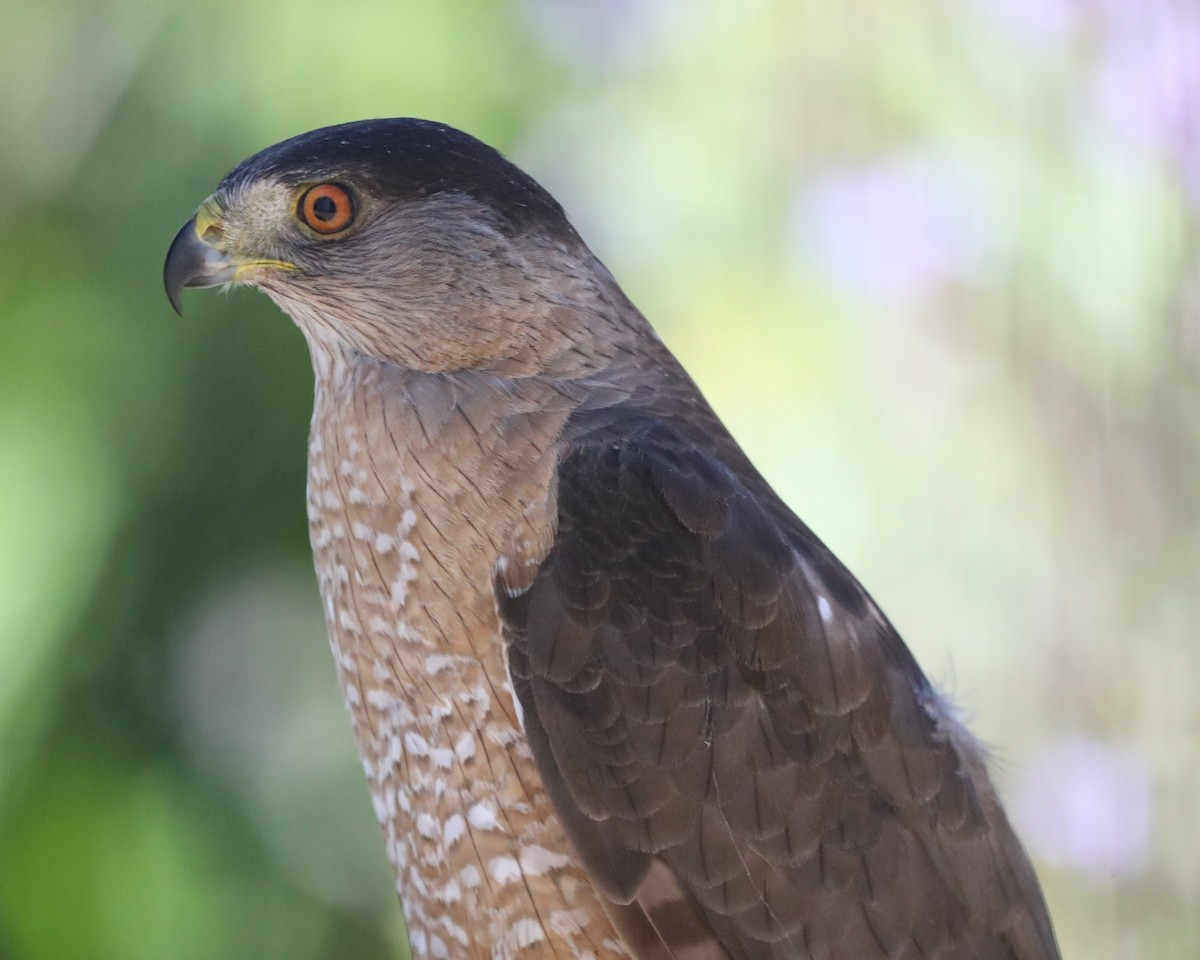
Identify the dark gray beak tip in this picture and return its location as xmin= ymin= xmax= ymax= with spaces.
xmin=163 ymin=216 xmax=199 ymax=316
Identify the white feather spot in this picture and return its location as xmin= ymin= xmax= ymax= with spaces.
xmin=503 ymin=649 xmax=526 ymax=732
xmin=367 ymin=615 xmax=394 ymax=637
xmin=443 ymin=814 xmax=465 ymax=847
xmin=441 ymin=916 xmax=469 ymax=945
xmin=519 ymin=844 xmax=571 ymax=876
xmin=549 ymin=909 xmax=591 ymax=938
xmin=416 ymin=813 xmax=439 ymax=840
xmin=468 ymin=801 xmax=502 ymax=832
xmin=507 ymin=918 xmax=547 ymax=950
xmin=488 ymin=855 xmax=522 ymax=886
xmin=404 ymin=731 xmax=430 ymax=757
xmin=366 ymin=688 xmax=397 ymax=709
xmin=459 ymin=863 xmax=482 ymax=888
xmin=390 ymin=576 xmax=409 ymax=607
xmin=424 ymin=654 xmax=456 ymax=675
xmin=454 ymin=731 xmax=476 ymax=761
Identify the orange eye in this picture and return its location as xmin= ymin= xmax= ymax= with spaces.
xmin=298 ymin=183 xmax=355 ymax=234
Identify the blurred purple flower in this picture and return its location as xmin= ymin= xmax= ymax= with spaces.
xmin=1093 ymin=6 xmax=1200 ymax=159
xmin=1012 ymin=734 xmax=1153 ymax=880
xmin=789 ymin=154 xmax=995 ymax=309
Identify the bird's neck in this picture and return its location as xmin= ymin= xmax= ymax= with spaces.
xmin=268 ymin=242 xmax=651 ymax=383
xmin=303 ymin=356 xmax=626 ymax=959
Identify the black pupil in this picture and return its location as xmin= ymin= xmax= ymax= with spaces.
xmin=312 ymin=194 xmax=338 ymax=221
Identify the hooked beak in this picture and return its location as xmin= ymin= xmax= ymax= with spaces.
xmin=163 ymin=196 xmax=294 ymax=315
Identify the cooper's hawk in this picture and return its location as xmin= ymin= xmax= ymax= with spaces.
xmin=164 ymin=119 xmax=1061 ymax=960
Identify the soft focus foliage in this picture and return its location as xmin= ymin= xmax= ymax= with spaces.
xmin=2 ymin=1 xmax=1197 ymax=957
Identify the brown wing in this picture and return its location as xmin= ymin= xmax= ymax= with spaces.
xmin=497 ymin=414 xmax=1060 ymax=960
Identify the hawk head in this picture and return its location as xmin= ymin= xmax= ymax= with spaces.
xmin=164 ymin=118 xmax=604 ymax=373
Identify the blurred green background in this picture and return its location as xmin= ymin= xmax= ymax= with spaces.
xmin=2 ymin=0 xmax=1197 ymax=957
